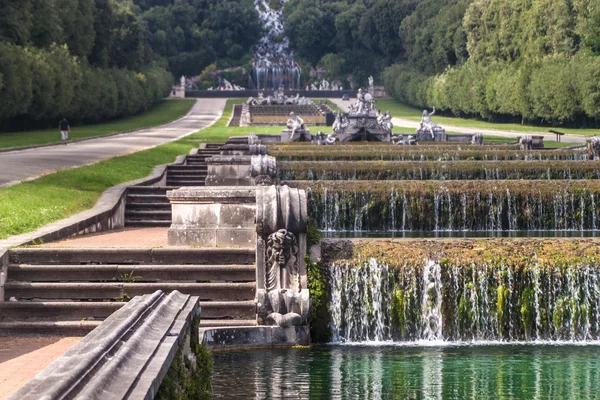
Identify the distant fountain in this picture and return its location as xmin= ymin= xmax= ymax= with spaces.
xmin=251 ymin=0 xmax=301 ymax=90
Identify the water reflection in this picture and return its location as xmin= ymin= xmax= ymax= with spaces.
xmin=211 ymin=345 xmax=600 ymax=399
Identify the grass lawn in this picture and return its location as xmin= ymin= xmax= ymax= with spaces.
xmin=0 ymin=99 xmax=195 ymax=149
xmin=376 ymin=99 xmax=600 ymax=137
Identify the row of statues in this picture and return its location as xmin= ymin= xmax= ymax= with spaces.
xmin=247 ymin=86 xmax=312 ymax=106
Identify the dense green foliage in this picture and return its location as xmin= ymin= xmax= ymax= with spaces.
xmin=285 ymin=0 xmax=599 ymax=126
xmin=0 ymin=0 xmax=172 ymax=129
xmin=383 ymin=0 xmax=600 ymax=125
xmin=0 ymin=0 xmax=260 ymax=130
xmin=132 ymin=0 xmax=260 ymax=78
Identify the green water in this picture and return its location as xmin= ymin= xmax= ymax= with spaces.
xmin=211 ymin=344 xmax=600 ymax=399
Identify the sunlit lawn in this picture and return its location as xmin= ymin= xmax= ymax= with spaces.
xmin=0 ymin=99 xmax=195 ymax=149
xmin=376 ymin=99 xmax=600 ymax=136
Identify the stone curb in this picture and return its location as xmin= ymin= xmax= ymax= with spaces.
xmin=0 ymin=99 xmax=198 ymax=154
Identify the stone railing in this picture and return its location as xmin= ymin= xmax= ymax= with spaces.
xmin=10 ymin=290 xmax=201 ymax=400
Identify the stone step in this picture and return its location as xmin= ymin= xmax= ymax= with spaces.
xmin=167 ymin=165 xmax=207 ymax=171
xmin=199 ymin=301 xmax=255 ymax=319
xmin=125 ymin=210 xmax=172 ymax=219
xmin=0 ymin=321 xmax=101 ymax=336
xmin=166 ymin=180 xmax=206 ymax=186
xmin=0 ymin=301 xmax=125 ymax=319
xmin=167 ymin=172 xmax=208 ymax=178
xmin=8 ymin=248 xmax=256 ymax=265
xmin=0 ymin=300 xmax=255 ymax=320
xmin=7 ymin=264 xmax=256 ymax=282
xmin=126 ymin=194 xmax=169 ymax=204
xmin=5 ymin=282 xmax=256 ymax=301
xmin=127 ymin=186 xmax=178 ymax=194
xmin=124 ymin=220 xmax=171 ymax=227
xmin=125 ymin=202 xmax=171 ymax=210
xmin=199 ymin=319 xmax=257 ymax=327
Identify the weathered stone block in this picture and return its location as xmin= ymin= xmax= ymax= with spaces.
xmin=167 ymin=187 xmax=257 ymax=247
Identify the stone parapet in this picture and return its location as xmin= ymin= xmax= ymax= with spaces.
xmin=205 ymin=155 xmax=276 ymax=186
xmin=200 ymin=325 xmax=310 ymax=349
xmin=9 ymin=290 xmax=200 ymax=400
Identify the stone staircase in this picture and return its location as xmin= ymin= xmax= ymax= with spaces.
xmin=125 ymin=186 xmax=175 ymax=227
xmin=124 ymin=145 xmax=223 ymax=227
xmin=0 ymin=247 xmax=257 ymax=335
xmin=228 ymin=104 xmax=243 ymax=127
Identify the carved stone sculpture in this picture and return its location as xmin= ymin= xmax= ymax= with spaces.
xmin=392 ymin=134 xmax=416 ymax=146
xmin=368 ymin=75 xmax=374 ymax=87
xmin=472 ymin=133 xmax=484 ymax=145
xmin=420 ymin=107 xmax=441 ymax=139
xmin=589 ymin=137 xmax=600 ymax=160
xmin=283 ymin=112 xmax=310 ymax=142
xmin=519 ymin=135 xmax=533 ymax=150
xmin=377 ymin=110 xmax=393 ymax=133
xmin=312 ymin=131 xmax=337 ymax=145
xmin=266 ymin=229 xmax=299 ymax=293
xmin=332 ymin=112 xmax=349 ymax=134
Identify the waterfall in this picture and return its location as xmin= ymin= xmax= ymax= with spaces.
xmin=329 ymin=258 xmax=600 ymax=343
xmin=251 ymin=0 xmax=301 ymax=89
xmin=420 ymin=261 xmax=443 ymax=340
xmin=307 ymin=183 xmax=600 ymax=232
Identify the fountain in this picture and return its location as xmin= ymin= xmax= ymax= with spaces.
xmin=250 ymin=0 xmax=301 ymax=90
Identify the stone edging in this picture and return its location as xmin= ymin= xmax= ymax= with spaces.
xmin=0 ymin=99 xmax=198 ymax=154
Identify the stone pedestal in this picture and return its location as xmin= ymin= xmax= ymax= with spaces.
xmin=167 ymin=187 xmax=257 ymax=247
xmin=205 ymin=155 xmax=276 ymax=186
xmin=281 ymin=129 xmax=311 ymax=142
xmin=415 ymin=127 xmax=446 ymax=142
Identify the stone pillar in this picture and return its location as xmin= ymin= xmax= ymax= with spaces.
xmin=167 ymin=187 xmax=257 ymax=247
xmin=255 ymin=186 xmax=309 ymax=327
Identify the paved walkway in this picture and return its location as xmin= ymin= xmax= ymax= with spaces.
xmin=0 ymin=336 xmax=80 ymax=399
xmin=329 ymin=98 xmax=589 ymax=145
xmin=0 ymin=99 xmax=226 ymax=188
xmin=40 ymin=227 xmax=170 ymax=248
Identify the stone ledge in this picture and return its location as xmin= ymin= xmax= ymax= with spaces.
xmin=200 ymin=325 xmax=310 ymax=350
xmin=9 ymin=290 xmax=200 ymax=400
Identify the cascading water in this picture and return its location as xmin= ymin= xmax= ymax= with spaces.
xmin=306 ymin=184 xmax=600 ymax=232
xmin=251 ymin=0 xmax=301 ymax=89
xmin=329 ymin=257 xmax=600 ymax=343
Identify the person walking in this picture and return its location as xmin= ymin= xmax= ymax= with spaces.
xmin=59 ymin=117 xmax=70 ymax=145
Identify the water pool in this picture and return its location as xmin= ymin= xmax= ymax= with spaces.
xmin=211 ymin=344 xmax=600 ymax=399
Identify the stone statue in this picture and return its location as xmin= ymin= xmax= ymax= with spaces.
xmin=312 ymin=131 xmax=337 ymax=146
xmin=311 ymin=82 xmax=318 ymax=91
xmin=471 ymin=133 xmax=483 ymax=145
xmin=589 ymin=137 xmax=600 ymax=160
xmin=180 ymin=75 xmax=186 ymax=88
xmin=377 ymin=110 xmax=393 ymax=133
xmin=332 ymin=112 xmax=349 ymax=134
xmin=392 ymin=134 xmax=416 ymax=145
xmin=368 ymin=75 xmax=374 ymax=87
xmin=519 ymin=135 xmax=533 ymax=150
xmin=420 ymin=107 xmax=441 ymax=139
xmin=355 ymin=88 xmax=374 ymax=114
xmin=287 ymin=112 xmax=305 ymax=137
xmin=266 ymin=229 xmax=299 ymax=292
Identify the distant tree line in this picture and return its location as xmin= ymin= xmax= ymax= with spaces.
xmin=284 ymin=0 xmax=600 ymax=126
xmin=0 ymin=0 xmax=260 ymax=130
